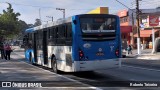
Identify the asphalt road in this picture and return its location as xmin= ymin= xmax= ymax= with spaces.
xmin=0 ymin=51 xmax=100 ymax=90
xmin=122 ymin=58 xmax=160 ymax=69
xmin=1 ymin=50 xmax=160 ymax=90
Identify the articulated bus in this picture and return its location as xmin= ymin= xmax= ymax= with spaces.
xmin=23 ymin=14 xmax=122 ymax=73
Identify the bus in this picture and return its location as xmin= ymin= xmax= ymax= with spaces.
xmin=23 ymin=14 xmax=122 ymax=73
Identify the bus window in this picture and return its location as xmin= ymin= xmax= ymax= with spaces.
xmin=66 ymin=23 xmax=72 ymax=38
xmin=48 ymin=28 xmax=51 ymax=39
xmin=50 ymin=27 xmax=55 ymax=39
xmin=66 ymin=23 xmax=72 ymax=46
xmin=55 ymin=25 xmax=66 ymax=45
xmin=80 ymin=17 xmax=116 ymax=41
xmin=58 ymin=25 xmax=65 ymax=38
xmin=56 ymin=27 xmax=58 ymax=38
xmin=80 ymin=18 xmax=116 ymax=32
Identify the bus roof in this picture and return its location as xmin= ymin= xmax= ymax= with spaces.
xmin=25 ymin=14 xmax=118 ymax=32
xmin=33 ymin=17 xmax=72 ymax=31
xmin=25 ymin=28 xmax=34 ymax=33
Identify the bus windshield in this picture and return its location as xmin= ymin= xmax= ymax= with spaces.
xmin=80 ymin=17 xmax=116 ymax=33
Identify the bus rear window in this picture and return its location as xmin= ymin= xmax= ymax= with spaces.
xmin=80 ymin=18 xmax=116 ymax=33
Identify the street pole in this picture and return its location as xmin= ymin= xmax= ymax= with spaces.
xmin=136 ymin=0 xmax=141 ymax=55
xmin=56 ymin=8 xmax=65 ymax=19
xmin=131 ymin=13 xmax=134 ymax=45
xmin=52 ymin=17 xmax=53 ymax=22
xmin=152 ymin=27 xmax=155 ymax=53
xmin=39 ymin=8 xmax=41 ymax=22
xmin=46 ymin=16 xmax=53 ymax=22
xmin=63 ymin=9 xmax=65 ymax=19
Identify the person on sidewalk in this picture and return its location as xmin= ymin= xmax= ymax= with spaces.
xmin=4 ymin=43 xmax=12 ymax=60
xmin=127 ymin=45 xmax=132 ymax=55
xmin=0 ymin=42 xmax=5 ymax=59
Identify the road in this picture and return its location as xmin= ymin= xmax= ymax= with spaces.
xmin=0 ymin=51 xmax=99 ymax=90
xmin=0 ymin=50 xmax=160 ymax=90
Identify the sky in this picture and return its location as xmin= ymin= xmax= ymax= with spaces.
xmin=0 ymin=0 xmax=159 ymax=24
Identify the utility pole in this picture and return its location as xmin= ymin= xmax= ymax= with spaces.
xmin=56 ymin=8 xmax=65 ymax=19
xmin=131 ymin=13 xmax=134 ymax=45
xmin=46 ymin=16 xmax=53 ymax=22
xmin=136 ymin=0 xmax=141 ymax=55
xmin=39 ymin=8 xmax=41 ymax=22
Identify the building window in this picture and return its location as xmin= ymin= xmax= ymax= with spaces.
xmin=120 ymin=16 xmax=128 ymax=23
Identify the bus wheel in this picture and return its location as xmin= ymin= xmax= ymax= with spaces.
xmin=52 ymin=58 xmax=58 ymax=73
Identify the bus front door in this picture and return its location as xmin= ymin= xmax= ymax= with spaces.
xmin=33 ymin=33 xmax=37 ymax=63
xmin=43 ymin=31 xmax=48 ymax=65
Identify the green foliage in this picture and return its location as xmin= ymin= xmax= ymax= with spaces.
xmin=34 ymin=19 xmax=42 ymax=26
xmin=0 ymin=3 xmax=28 ymax=39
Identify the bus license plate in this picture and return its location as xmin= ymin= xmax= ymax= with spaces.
xmin=96 ymin=52 xmax=104 ymax=56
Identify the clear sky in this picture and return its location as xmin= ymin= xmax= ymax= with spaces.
xmin=0 ymin=0 xmax=159 ymax=24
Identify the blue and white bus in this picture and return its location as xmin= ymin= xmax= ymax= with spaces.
xmin=23 ymin=14 xmax=122 ymax=73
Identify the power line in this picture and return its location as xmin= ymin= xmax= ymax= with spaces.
xmin=114 ymin=0 xmax=137 ymax=13
xmin=139 ymin=0 xmax=160 ymax=7
xmin=56 ymin=8 xmax=65 ymax=19
xmin=115 ymin=0 xmax=131 ymax=10
xmin=8 ymin=2 xmax=140 ymax=12
xmin=10 ymin=2 xmax=56 ymax=9
xmin=130 ymin=0 xmax=160 ymax=9
xmin=136 ymin=0 xmax=159 ymax=5
xmin=139 ymin=0 xmax=159 ymax=3
xmin=3 ymin=2 xmax=97 ymax=11
xmin=114 ymin=0 xmax=141 ymax=54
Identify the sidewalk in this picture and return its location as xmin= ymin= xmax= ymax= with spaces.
xmin=126 ymin=49 xmax=160 ymax=60
xmin=12 ymin=46 xmax=24 ymax=51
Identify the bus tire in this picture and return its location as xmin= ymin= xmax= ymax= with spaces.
xmin=51 ymin=57 xmax=59 ymax=73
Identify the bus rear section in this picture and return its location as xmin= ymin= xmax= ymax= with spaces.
xmin=72 ymin=14 xmax=121 ymax=71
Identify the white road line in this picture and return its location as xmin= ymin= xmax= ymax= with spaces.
xmin=123 ymin=65 xmax=160 ymax=72
xmin=37 ymin=87 xmax=103 ymax=89
xmin=13 ymin=52 xmax=103 ymax=90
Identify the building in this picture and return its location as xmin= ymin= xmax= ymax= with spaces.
xmin=117 ymin=10 xmax=133 ymax=48
xmin=87 ymin=7 xmax=160 ymax=49
xmin=117 ymin=8 xmax=160 ymax=49
xmin=87 ymin=7 xmax=109 ymax=14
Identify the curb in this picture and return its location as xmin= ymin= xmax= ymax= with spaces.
xmin=136 ymin=55 xmax=160 ymax=60
xmin=125 ymin=56 xmax=135 ymax=58
xmin=125 ymin=54 xmax=160 ymax=60
xmin=135 ymin=56 xmax=159 ymax=60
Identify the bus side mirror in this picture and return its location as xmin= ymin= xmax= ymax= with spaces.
xmin=73 ymin=20 xmax=77 ymax=25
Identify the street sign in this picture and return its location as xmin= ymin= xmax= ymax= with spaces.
xmin=149 ymin=15 xmax=159 ymax=26
xmin=140 ymin=23 xmax=144 ymax=30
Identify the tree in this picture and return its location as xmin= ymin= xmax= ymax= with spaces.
xmin=156 ymin=7 xmax=160 ymax=9
xmin=0 ymin=2 xmax=22 ymax=39
xmin=28 ymin=24 xmax=34 ymax=28
xmin=34 ymin=19 xmax=42 ymax=26
xmin=17 ymin=20 xmax=28 ymax=34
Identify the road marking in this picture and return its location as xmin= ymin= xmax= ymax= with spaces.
xmin=13 ymin=52 xmax=102 ymax=90
xmin=123 ymin=65 xmax=160 ymax=72
xmin=34 ymin=87 xmax=103 ymax=89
